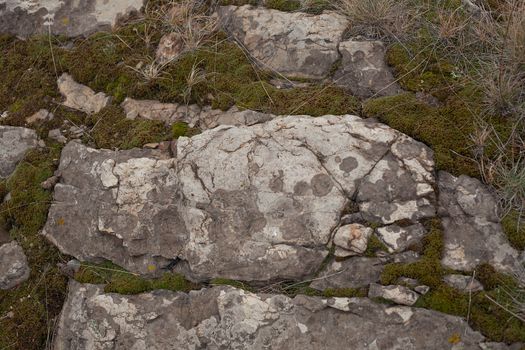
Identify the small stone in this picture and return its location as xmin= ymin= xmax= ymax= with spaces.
xmin=368 ymin=283 xmax=420 ymax=306
xmin=144 ymin=143 xmax=160 ymax=149
xmin=48 ymin=129 xmax=67 ymax=144
xmin=41 ymin=175 xmax=60 ymax=190
xmin=57 ymin=73 xmax=111 ymax=114
xmin=443 ymin=274 xmax=484 ymax=293
xmin=0 ymin=241 xmax=30 ymax=290
xmin=414 ymin=285 xmax=430 ymax=295
xmin=26 ymin=109 xmax=54 ymax=124
xmin=333 ymin=223 xmax=373 ymax=256
xmin=0 ymin=126 xmax=40 ymax=179
xmin=396 ymin=277 xmax=419 ymax=287
xmin=156 ymin=32 xmax=185 ymax=64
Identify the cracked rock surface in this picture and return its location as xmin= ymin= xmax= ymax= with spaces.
xmin=54 ymin=281 xmax=490 ymax=350
xmin=0 ymin=0 xmax=143 ymax=38
xmin=57 ymin=73 xmax=111 ymax=114
xmin=0 ymin=125 xmax=40 ymax=179
xmin=438 ymin=171 xmax=524 ymax=273
xmin=0 ymin=241 xmax=30 ymax=290
xmin=42 ymin=114 xmax=436 ymax=281
xmin=218 ymin=5 xmax=349 ymax=79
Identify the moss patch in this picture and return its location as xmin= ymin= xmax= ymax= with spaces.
xmin=0 ymin=145 xmax=68 ymax=350
xmin=364 ymin=234 xmax=389 ymax=257
xmin=265 ymin=0 xmax=301 ymax=12
xmin=210 ymin=278 xmax=255 ymax=292
xmin=501 ymin=210 xmax=525 ymax=251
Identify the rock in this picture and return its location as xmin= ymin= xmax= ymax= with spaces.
xmin=25 ymin=109 xmax=54 ymax=124
xmin=414 ymin=285 xmax=430 ymax=295
xmin=334 ymin=39 xmax=402 ymax=98
xmin=311 ymin=252 xmax=421 ymax=290
xmin=438 ymin=171 xmax=522 ymax=274
xmin=443 ymin=274 xmax=484 ymax=293
xmin=54 ymin=281 xmax=488 ymax=349
xmin=368 ymin=283 xmax=420 ymax=306
xmin=156 ymin=32 xmax=184 ymax=63
xmin=121 ymin=97 xmax=274 ymax=128
xmin=0 ymin=241 xmax=30 ymax=290
xmin=333 ymin=223 xmax=372 ymax=256
xmin=218 ymin=5 xmax=349 ymax=79
xmin=48 ymin=129 xmax=67 ymax=144
xmin=397 ymin=277 xmax=419 ymax=287
xmin=0 ymin=0 xmax=144 ymax=38
xmin=376 ymin=223 xmax=427 ymax=253
xmin=41 ymin=175 xmax=60 ymax=190
xmin=0 ymin=126 xmax=40 ymax=179
xmin=57 ymin=73 xmax=111 ymax=114
xmin=43 ymin=115 xmax=436 ymax=281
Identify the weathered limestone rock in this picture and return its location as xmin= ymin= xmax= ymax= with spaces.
xmin=218 ymin=5 xmax=349 ymax=79
xmin=48 ymin=128 xmax=67 ymax=144
xmin=25 ymin=108 xmax=53 ymax=124
xmin=43 ymin=115 xmax=436 ymax=281
xmin=54 ymin=281 xmax=488 ymax=349
xmin=376 ymin=223 xmax=427 ymax=253
xmin=333 ymin=223 xmax=372 ymax=257
xmin=443 ymin=274 xmax=484 ymax=293
xmin=311 ymin=252 xmax=420 ymax=290
xmin=57 ymin=73 xmax=111 ymax=114
xmin=0 ymin=0 xmax=144 ymax=38
xmin=334 ymin=39 xmax=402 ymax=98
xmin=156 ymin=32 xmax=184 ymax=63
xmin=368 ymin=283 xmax=420 ymax=306
xmin=0 ymin=241 xmax=30 ymax=290
xmin=0 ymin=126 xmax=39 ymax=178
xmin=438 ymin=171 xmax=523 ymax=274
xmin=121 ymin=97 xmax=274 ymax=128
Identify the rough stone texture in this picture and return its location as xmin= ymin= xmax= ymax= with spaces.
xmin=443 ymin=274 xmax=484 ymax=292
xmin=0 ymin=241 xmax=30 ymax=290
xmin=0 ymin=0 xmax=144 ymax=38
xmin=25 ymin=108 xmax=53 ymax=124
xmin=58 ymin=73 xmax=111 ymax=114
xmin=54 ymin=281 xmax=488 ymax=350
xmin=218 ymin=5 xmax=349 ymax=79
xmin=0 ymin=125 xmax=39 ymax=178
xmin=368 ymin=283 xmax=419 ymax=306
xmin=121 ymin=98 xmax=274 ymax=129
xmin=438 ymin=171 xmax=523 ymax=274
xmin=333 ymin=223 xmax=372 ymax=257
xmin=156 ymin=32 xmax=184 ymax=63
xmin=334 ymin=40 xmax=402 ymax=98
xmin=43 ymin=115 xmax=436 ymax=281
xmin=376 ymin=223 xmax=427 ymax=253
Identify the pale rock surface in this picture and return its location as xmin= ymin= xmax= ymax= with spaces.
xmin=333 ymin=223 xmax=372 ymax=257
xmin=334 ymin=39 xmax=402 ymax=98
xmin=57 ymin=73 xmax=111 ymax=114
xmin=0 ymin=241 xmax=30 ymax=290
xmin=368 ymin=283 xmax=420 ymax=306
xmin=443 ymin=274 xmax=484 ymax=293
xmin=0 ymin=125 xmax=39 ymax=178
xmin=376 ymin=223 xmax=427 ymax=253
xmin=25 ymin=109 xmax=53 ymax=124
xmin=0 ymin=0 xmax=144 ymax=37
xmin=438 ymin=171 xmax=523 ymax=274
xmin=218 ymin=5 xmax=349 ymax=79
xmin=42 ymin=114 xmax=436 ymax=281
xmin=156 ymin=32 xmax=184 ymax=63
xmin=53 ymin=281 xmax=489 ymax=350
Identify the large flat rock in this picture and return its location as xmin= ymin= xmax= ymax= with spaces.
xmin=42 ymin=115 xmax=436 ymax=282
xmin=218 ymin=5 xmax=349 ymax=79
xmin=0 ymin=241 xmax=30 ymax=290
xmin=0 ymin=0 xmax=143 ymax=38
xmin=54 ymin=281 xmax=489 ymax=350
xmin=0 ymin=125 xmax=39 ymax=179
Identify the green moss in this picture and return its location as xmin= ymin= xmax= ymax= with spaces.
xmin=210 ymin=278 xmax=254 ymax=292
xmin=322 ymin=287 xmax=367 ymax=298
xmin=0 ymin=146 xmax=68 ymax=350
xmin=265 ymin=0 xmax=301 ymax=12
xmin=86 ymin=105 xmax=170 ymax=149
xmin=476 ymin=263 xmax=517 ymax=291
xmin=501 ymin=210 xmax=525 ymax=251
xmin=364 ymin=234 xmax=388 ymax=257
xmin=74 ymin=261 xmax=199 ymax=294
xmin=217 ymin=0 xmax=257 ymax=5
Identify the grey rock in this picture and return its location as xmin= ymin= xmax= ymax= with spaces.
xmin=414 ymin=285 xmax=430 ymax=295
xmin=156 ymin=32 xmax=184 ymax=63
xmin=121 ymin=98 xmax=274 ymax=129
xmin=376 ymin=223 xmax=427 ymax=253
xmin=397 ymin=277 xmax=419 ymax=287
xmin=438 ymin=171 xmax=522 ymax=274
xmin=43 ymin=115 xmax=436 ymax=281
xmin=57 ymin=73 xmax=111 ymax=114
xmin=218 ymin=5 xmax=348 ymax=79
xmin=0 ymin=0 xmax=143 ymax=38
xmin=48 ymin=128 xmax=67 ymax=144
xmin=368 ymin=283 xmax=420 ymax=306
xmin=334 ymin=39 xmax=402 ymax=98
xmin=333 ymin=223 xmax=372 ymax=257
xmin=41 ymin=174 xmax=60 ymax=190
xmin=0 ymin=126 xmax=40 ymax=178
xmin=54 ymin=281 xmax=487 ymax=350
xmin=25 ymin=109 xmax=54 ymax=124
xmin=443 ymin=274 xmax=484 ymax=293
xmin=0 ymin=241 xmax=30 ymax=290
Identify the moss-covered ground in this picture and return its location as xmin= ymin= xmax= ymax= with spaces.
xmin=0 ymin=0 xmax=524 ymax=348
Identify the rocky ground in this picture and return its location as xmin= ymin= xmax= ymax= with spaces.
xmin=0 ymin=0 xmax=524 ymax=349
